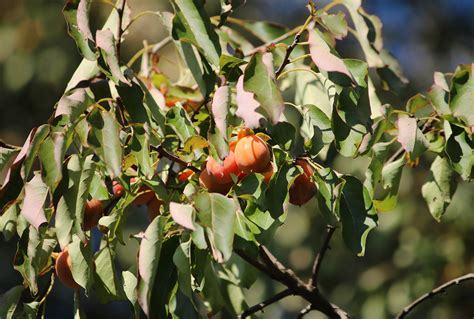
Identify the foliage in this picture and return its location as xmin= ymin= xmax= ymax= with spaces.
xmin=0 ymin=0 xmax=472 ymax=318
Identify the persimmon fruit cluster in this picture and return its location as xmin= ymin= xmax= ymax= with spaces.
xmin=199 ymin=131 xmax=273 ymax=194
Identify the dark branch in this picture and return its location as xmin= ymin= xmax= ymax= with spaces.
xmin=116 ymin=0 xmax=127 ymax=60
xmin=236 ymin=245 xmax=350 ymax=319
xmin=396 ymin=273 xmax=474 ymax=319
xmin=274 ymin=1 xmax=316 ymax=78
xmin=154 ymin=145 xmax=200 ymax=173
xmin=310 ymin=225 xmax=336 ymax=286
xmin=239 ymin=289 xmax=292 ymax=318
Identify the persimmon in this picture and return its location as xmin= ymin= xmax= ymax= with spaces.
xmin=206 ymin=152 xmax=241 ymax=184
xmin=147 ymin=197 xmax=162 ymax=221
xmin=55 ymin=247 xmax=80 ymax=289
xmin=177 ymin=169 xmax=195 ymax=182
xmin=234 ymin=135 xmax=271 ymax=174
xmin=199 ymin=167 xmax=233 ymax=195
xmin=112 ymin=180 xmax=125 ymax=198
xmin=82 ymin=199 xmax=103 ymax=231
xmin=289 ymin=159 xmax=317 ymax=206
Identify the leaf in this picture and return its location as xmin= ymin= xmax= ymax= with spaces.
xmin=315 ymin=168 xmax=342 ymax=224
xmin=308 ymin=28 xmax=353 ymax=79
xmin=339 ymin=175 xmax=377 ymax=256
xmin=0 ymin=285 xmax=23 ymax=319
xmin=94 ymin=244 xmax=126 ymax=303
xmin=96 ymin=29 xmax=130 ymax=85
xmin=21 ymin=173 xmax=48 ymax=229
xmin=397 ymin=115 xmax=428 ymax=159
xmin=219 ymin=55 xmax=246 ymax=82
xmin=444 ymin=122 xmax=473 ymax=181
xmin=194 ymin=192 xmax=236 ymax=263
xmin=422 ymin=156 xmax=458 ymax=221
xmin=129 ymin=125 xmax=154 ymax=179
xmin=87 ymin=110 xmax=123 ymax=179
xmin=317 ymin=11 xmax=348 ymax=40
xmin=137 ymin=216 xmax=167 ymax=317
xmin=171 ymin=0 xmax=222 ymax=67
xmin=450 ymin=63 xmax=474 ymax=126
xmin=211 ymin=85 xmax=230 ymax=140
xmin=300 ymin=104 xmax=334 ymax=156
xmin=235 ymin=75 xmax=262 ymax=128
xmin=68 ymin=234 xmax=94 ymax=291
xmin=218 ymin=0 xmax=245 ymax=26
xmin=63 ymin=0 xmax=96 ymax=61
xmin=38 ymin=132 xmax=66 ymax=189
xmin=55 ymin=154 xmax=96 ymax=249
xmin=0 ymin=203 xmax=19 ymax=240
xmin=166 ymin=106 xmax=197 ymax=144
xmin=265 ymin=161 xmax=300 ymax=219
xmin=55 ymin=87 xmax=94 ymax=122
xmin=0 ymin=146 xmax=20 ymax=189
xmin=169 ymin=202 xmax=196 ymax=230
xmin=238 ymin=52 xmax=284 ymax=126
xmin=21 ymin=125 xmax=50 ymax=182
xmin=373 ymin=157 xmax=405 ymax=212
xmin=122 ymin=270 xmax=139 ymax=317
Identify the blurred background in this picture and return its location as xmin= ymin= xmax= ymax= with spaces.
xmin=0 ymin=0 xmax=473 ymax=318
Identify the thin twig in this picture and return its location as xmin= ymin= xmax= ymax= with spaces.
xmin=244 ymin=27 xmax=299 ymax=57
xmin=154 ymin=145 xmax=200 ymax=173
xmin=274 ymin=2 xmax=316 ymax=78
xmin=310 ymin=225 xmax=336 ymax=286
xmin=396 ymin=273 xmax=474 ymax=319
xmin=116 ymin=0 xmax=127 ymax=60
xmin=239 ymin=289 xmax=292 ymax=318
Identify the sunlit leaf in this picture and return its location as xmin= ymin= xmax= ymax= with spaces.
xmin=63 ymin=0 xmax=96 ymax=61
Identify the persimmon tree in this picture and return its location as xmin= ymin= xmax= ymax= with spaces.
xmin=0 ymin=0 xmax=473 ymax=318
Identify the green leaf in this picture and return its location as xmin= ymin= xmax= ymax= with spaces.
xmin=171 ymin=0 xmax=222 ymax=68
xmin=315 ymin=167 xmax=342 ymax=224
xmin=55 ymin=154 xmax=96 ymax=248
xmin=422 ymin=156 xmax=458 ymax=221
xmin=96 ymin=29 xmax=130 ymax=86
xmin=339 ymin=175 xmax=377 ymax=256
xmin=194 ymin=192 xmax=236 ymax=262
xmin=166 ymin=106 xmax=197 ymax=144
xmin=444 ymin=122 xmax=473 ymax=181
xmin=74 ymin=291 xmax=87 ymax=319
xmin=397 ymin=115 xmax=429 ymax=160
xmin=129 ymin=125 xmax=154 ymax=179
xmin=364 ymin=141 xmax=391 ymax=196
xmin=300 ymin=104 xmax=334 ymax=156
xmin=238 ymin=52 xmax=284 ymax=125
xmin=122 ymin=270 xmax=139 ymax=317
xmin=38 ymin=132 xmax=66 ymax=189
xmin=373 ymin=157 xmax=405 ymax=212
xmin=63 ymin=0 xmax=96 ymax=61
xmin=69 ymin=234 xmax=94 ymax=291
xmin=169 ymin=202 xmax=196 ymax=230
xmin=450 ymin=64 xmax=474 ymax=126
xmin=317 ymin=11 xmax=348 ymax=40
xmin=21 ymin=125 xmax=50 ymax=182
xmin=265 ymin=160 xmax=300 ymax=219
xmin=0 ymin=285 xmax=23 ymax=319
xmin=0 ymin=146 xmax=20 ymax=188
xmin=21 ymin=172 xmax=48 ymax=230
xmin=219 ymin=55 xmax=246 ymax=82
xmin=137 ymin=216 xmax=168 ymax=316
xmin=94 ymin=243 xmax=126 ymax=303
xmin=87 ymin=110 xmax=123 ymax=179
xmin=0 ymin=202 xmax=19 ymax=241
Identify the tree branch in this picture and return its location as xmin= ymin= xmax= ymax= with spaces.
xmin=239 ymin=288 xmax=292 ymax=318
xmin=236 ymin=245 xmax=350 ymax=319
xmin=154 ymin=145 xmax=200 ymax=173
xmin=396 ymin=273 xmax=474 ymax=319
xmin=274 ymin=1 xmax=316 ymax=78
xmin=116 ymin=0 xmax=127 ymax=60
xmin=310 ymin=225 xmax=336 ymax=286
xmin=298 ymin=304 xmax=313 ymax=318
